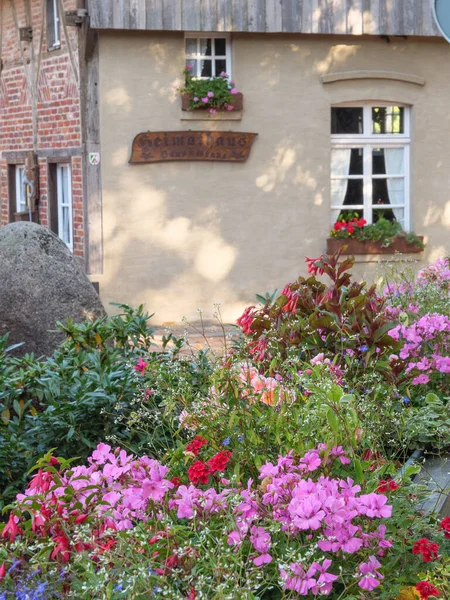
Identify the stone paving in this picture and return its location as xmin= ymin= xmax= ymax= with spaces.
xmin=153 ymin=321 xmax=240 ymax=353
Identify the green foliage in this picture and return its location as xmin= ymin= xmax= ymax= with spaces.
xmin=403 ymin=393 xmax=450 ymax=450
xmin=0 ymin=305 xmax=201 ymax=509
xmin=178 ymin=68 xmax=235 ymax=110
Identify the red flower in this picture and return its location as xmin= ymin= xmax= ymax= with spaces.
xmin=416 ymin=581 xmax=440 ymax=599
xmin=356 ymin=218 xmax=367 ymax=227
xmin=187 ymin=588 xmax=197 ymax=600
xmin=439 ymin=516 xmax=450 ymax=539
xmin=333 ymin=221 xmax=346 ymax=231
xmin=283 ymin=289 xmax=299 ymax=314
xmin=377 ymin=479 xmax=399 ymax=493
xmin=134 ymin=357 xmax=148 ymax=374
xmin=305 ymin=256 xmax=324 ymax=276
xmin=1 ymin=513 xmax=23 ymax=543
xmin=347 ymin=224 xmax=355 ymax=235
xmin=207 ymin=451 xmax=232 ymax=473
xmin=186 ymin=435 xmax=208 ymax=456
xmin=249 ymin=337 xmax=268 ymax=362
xmin=412 ymin=538 xmax=439 ymax=562
xmin=187 ymin=461 xmax=210 ymax=485
xmin=170 ymin=476 xmax=183 ymax=488
xmin=0 ymin=563 xmax=6 ymax=580
xmin=237 ymin=306 xmax=257 ymax=335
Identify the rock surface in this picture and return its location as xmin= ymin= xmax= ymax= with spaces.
xmin=0 ymin=222 xmax=106 ymax=357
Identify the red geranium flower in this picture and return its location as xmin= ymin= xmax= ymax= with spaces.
xmin=412 ymin=538 xmax=439 ymax=562
xmin=185 ymin=435 xmax=208 ymax=456
xmin=187 ymin=588 xmax=197 ymax=599
xmin=170 ymin=476 xmax=183 ymax=488
xmin=357 ymin=218 xmax=367 ymax=227
xmin=207 ymin=451 xmax=232 ymax=473
xmin=377 ymin=479 xmax=399 ymax=493
xmin=0 ymin=563 xmax=6 ymax=580
xmin=439 ymin=516 xmax=450 ymax=539
xmin=334 ymin=221 xmax=346 ymax=231
xmin=187 ymin=461 xmax=210 ymax=485
xmin=416 ymin=581 xmax=440 ymax=599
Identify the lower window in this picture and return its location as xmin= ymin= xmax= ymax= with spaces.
xmin=331 ymin=104 xmax=410 ymax=230
xmin=49 ymin=162 xmax=73 ymax=251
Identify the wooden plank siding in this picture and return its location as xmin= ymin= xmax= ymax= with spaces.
xmin=88 ymin=0 xmax=441 ymax=37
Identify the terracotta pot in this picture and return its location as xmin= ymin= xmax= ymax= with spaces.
xmin=326 ymin=236 xmax=424 ymax=255
xmin=181 ymin=92 xmax=243 ymax=112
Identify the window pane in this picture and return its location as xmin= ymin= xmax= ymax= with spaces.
xmin=185 ymin=38 xmax=197 ymax=55
xmin=199 ymin=38 xmax=212 ymax=56
xmin=215 ymin=59 xmax=227 ymax=76
xmin=200 ymin=59 xmax=212 ymax=77
xmin=349 ymin=148 xmax=363 ymax=175
xmin=372 ymin=106 xmax=404 ymax=134
xmin=214 ymin=38 xmax=226 ymax=55
xmin=373 ymin=207 xmax=404 ymax=226
xmin=331 ymin=107 xmax=363 ymax=134
xmin=373 ymin=177 xmax=404 ymax=206
xmin=62 ymin=206 xmax=70 ymax=244
xmin=186 ymin=59 xmax=197 ymax=74
xmin=331 ymin=178 xmax=363 ymax=207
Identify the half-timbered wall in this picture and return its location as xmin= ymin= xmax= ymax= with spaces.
xmin=0 ymin=0 xmax=84 ymax=258
xmin=89 ymin=0 xmax=441 ymax=37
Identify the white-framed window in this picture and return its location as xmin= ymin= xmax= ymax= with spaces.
xmin=57 ymin=164 xmax=73 ymax=250
xmin=331 ymin=103 xmax=410 ymax=230
xmin=47 ymin=0 xmax=61 ymax=50
xmin=15 ymin=166 xmax=27 ymax=213
xmin=185 ymin=33 xmax=231 ymax=78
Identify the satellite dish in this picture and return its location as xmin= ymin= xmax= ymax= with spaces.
xmin=434 ymin=0 xmax=450 ymax=43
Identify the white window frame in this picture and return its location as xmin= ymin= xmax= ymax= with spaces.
xmin=15 ymin=165 xmax=27 ymax=213
xmin=184 ymin=33 xmax=231 ymax=79
xmin=331 ymin=102 xmax=411 ymax=230
xmin=48 ymin=0 xmax=61 ymax=49
xmin=57 ymin=164 xmax=73 ymax=251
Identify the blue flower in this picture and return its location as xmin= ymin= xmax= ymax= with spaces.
xmin=222 ymin=437 xmax=231 ymax=446
xmin=237 ymin=435 xmax=244 ymax=443
xmin=360 ymin=345 xmax=369 ymax=353
xmin=402 ymin=396 xmax=411 ymax=405
xmin=8 ymin=560 xmax=21 ymax=573
xmin=114 ymin=583 xmax=124 ymax=592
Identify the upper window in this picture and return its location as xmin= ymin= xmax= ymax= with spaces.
xmin=15 ymin=166 xmax=27 ymax=213
xmin=331 ymin=104 xmax=410 ymax=230
xmin=185 ymin=34 xmax=230 ymax=78
xmin=47 ymin=0 xmax=61 ymax=50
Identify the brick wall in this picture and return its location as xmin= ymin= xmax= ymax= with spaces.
xmin=0 ymin=0 xmax=84 ymax=259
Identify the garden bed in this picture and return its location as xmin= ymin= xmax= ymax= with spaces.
xmin=181 ymin=91 xmax=244 ymax=112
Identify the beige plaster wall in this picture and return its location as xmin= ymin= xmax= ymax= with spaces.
xmin=96 ymin=32 xmax=450 ymax=323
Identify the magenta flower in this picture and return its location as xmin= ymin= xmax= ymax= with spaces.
xmin=201 ymin=97 xmax=209 ymax=103
xmin=250 ymin=525 xmax=271 ymax=553
xmin=209 ymin=109 xmax=217 ymax=114
xmin=230 ymin=87 xmax=238 ymax=95
xmin=310 ymin=559 xmax=338 ymax=595
xmin=193 ymin=96 xmax=199 ymax=102
xmin=358 ymin=556 xmax=384 ymax=591
xmin=207 ymin=91 xmax=214 ymax=98
xmin=412 ymin=373 xmax=430 ymax=385
xmin=289 ymin=496 xmax=325 ymax=530
xmin=220 ymin=71 xmax=228 ymax=77
xmin=134 ymin=357 xmax=147 ymax=374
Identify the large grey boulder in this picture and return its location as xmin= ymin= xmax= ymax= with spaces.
xmin=0 ymin=222 xmax=106 ymax=357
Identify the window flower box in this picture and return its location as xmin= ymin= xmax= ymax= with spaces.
xmin=181 ymin=91 xmax=244 ymax=112
xmin=327 ymin=235 xmax=424 ymax=255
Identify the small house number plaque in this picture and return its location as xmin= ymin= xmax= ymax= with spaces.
xmin=129 ymin=131 xmax=258 ymax=164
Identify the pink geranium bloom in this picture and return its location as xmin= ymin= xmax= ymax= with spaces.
xmin=134 ymin=357 xmax=147 ymax=374
xmin=253 ymin=553 xmax=272 ymax=566
xmin=201 ymin=97 xmax=209 ymax=103
xmin=230 ymin=87 xmax=238 ymax=94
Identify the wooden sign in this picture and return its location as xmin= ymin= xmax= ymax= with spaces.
xmin=129 ymin=131 xmax=258 ymax=164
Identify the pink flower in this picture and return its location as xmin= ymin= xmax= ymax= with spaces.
xmin=310 ymin=559 xmax=338 ymax=595
xmin=253 ymin=553 xmax=272 ymax=566
xmin=250 ymin=525 xmax=271 ymax=553
xmin=280 ymin=563 xmax=318 ymax=595
xmin=193 ymin=96 xmax=199 ymax=102
xmin=358 ymin=556 xmax=384 ymax=591
xmin=230 ymin=88 xmax=238 ymax=95
xmin=311 ymin=353 xmax=325 ymax=366
xmin=226 ymin=105 xmax=234 ymax=111
xmin=134 ymin=357 xmax=147 ymax=374
xmin=289 ymin=495 xmax=326 ymax=530
xmin=207 ymin=91 xmax=214 ymax=98
xmin=186 ymin=64 xmax=193 ymax=70
xmin=209 ymin=109 xmax=217 ymax=114
xmin=412 ymin=373 xmax=430 ymax=385
xmin=220 ymin=71 xmax=228 ymax=77
xmin=299 ymin=450 xmax=322 ymax=472
xmin=227 ymin=530 xmax=242 ymax=550
xmin=201 ymin=97 xmax=209 ymax=103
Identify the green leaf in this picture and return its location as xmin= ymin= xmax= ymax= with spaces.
xmin=327 ymin=407 xmax=339 ymax=433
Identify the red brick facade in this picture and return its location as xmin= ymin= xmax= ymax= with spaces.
xmin=0 ymin=0 xmax=84 ymax=259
